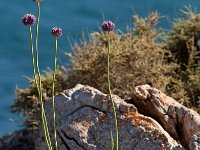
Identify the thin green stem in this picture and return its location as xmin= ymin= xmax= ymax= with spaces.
xmin=52 ymin=37 xmax=58 ymax=150
xmin=29 ymin=26 xmax=51 ymax=150
xmin=110 ymin=129 xmax=114 ymax=150
xmin=29 ymin=26 xmax=38 ymax=87
xmin=107 ymin=34 xmax=119 ymax=150
xmin=35 ymin=2 xmax=52 ymax=150
xmin=35 ymin=2 xmax=40 ymax=74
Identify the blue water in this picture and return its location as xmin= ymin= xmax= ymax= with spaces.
xmin=0 ymin=0 xmax=200 ymax=137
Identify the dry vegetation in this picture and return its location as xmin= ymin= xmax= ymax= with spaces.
xmin=164 ymin=6 xmax=200 ymax=112
xmin=11 ymin=8 xmax=200 ymax=128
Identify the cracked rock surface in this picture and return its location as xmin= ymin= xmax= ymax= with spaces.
xmin=1 ymin=84 xmax=199 ymax=150
xmin=35 ymin=84 xmax=183 ymax=150
xmin=131 ymin=84 xmax=200 ymax=150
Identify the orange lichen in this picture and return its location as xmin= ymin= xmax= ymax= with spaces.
xmin=124 ymin=112 xmax=155 ymax=131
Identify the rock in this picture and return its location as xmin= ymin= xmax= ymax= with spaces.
xmin=132 ymin=84 xmax=200 ymax=150
xmin=0 ymin=129 xmax=35 ymax=150
xmin=189 ymin=132 xmax=200 ymax=150
xmin=35 ymin=84 xmax=183 ymax=150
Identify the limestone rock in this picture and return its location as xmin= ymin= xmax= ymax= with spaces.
xmin=35 ymin=84 xmax=183 ymax=150
xmin=132 ymin=84 xmax=200 ymax=149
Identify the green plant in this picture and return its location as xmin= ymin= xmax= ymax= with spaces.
xmin=22 ymin=8 xmax=52 ymax=149
xmin=102 ymin=20 xmax=119 ymax=150
xmin=68 ymin=12 xmax=181 ymax=100
xmin=13 ymin=11 xmax=196 ymax=132
xmin=34 ymin=2 xmax=52 ymax=149
xmin=12 ymin=69 xmax=68 ymax=128
xmin=51 ymin=27 xmax=63 ymax=150
xmin=20 ymin=1 xmax=64 ymax=149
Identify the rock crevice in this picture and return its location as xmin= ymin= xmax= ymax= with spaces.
xmin=1 ymin=84 xmax=199 ymax=150
xmin=132 ymin=84 xmax=200 ymax=149
xmin=35 ymin=84 xmax=184 ymax=150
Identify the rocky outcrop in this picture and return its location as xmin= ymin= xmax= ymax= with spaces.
xmin=132 ymin=84 xmax=200 ymax=149
xmin=35 ymin=84 xmax=183 ymax=150
xmin=1 ymin=84 xmax=199 ymax=150
xmin=0 ymin=129 xmax=35 ymax=150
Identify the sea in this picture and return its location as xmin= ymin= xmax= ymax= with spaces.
xmin=0 ymin=0 xmax=200 ymax=137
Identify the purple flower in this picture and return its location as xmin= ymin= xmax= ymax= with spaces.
xmin=102 ymin=21 xmax=115 ymax=32
xmin=51 ymin=27 xmax=62 ymax=38
xmin=32 ymin=0 xmax=43 ymax=2
xmin=22 ymin=14 xmax=36 ymax=26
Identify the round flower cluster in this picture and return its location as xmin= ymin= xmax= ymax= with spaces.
xmin=22 ymin=14 xmax=36 ymax=26
xmin=51 ymin=27 xmax=62 ymax=37
xmin=102 ymin=21 xmax=115 ymax=32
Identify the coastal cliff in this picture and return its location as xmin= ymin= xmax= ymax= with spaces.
xmin=1 ymin=84 xmax=199 ymax=150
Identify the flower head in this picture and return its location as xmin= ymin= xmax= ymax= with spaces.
xmin=102 ymin=21 xmax=115 ymax=32
xmin=22 ymin=14 xmax=36 ymax=26
xmin=51 ymin=27 xmax=62 ymax=38
xmin=32 ymin=0 xmax=43 ymax=2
